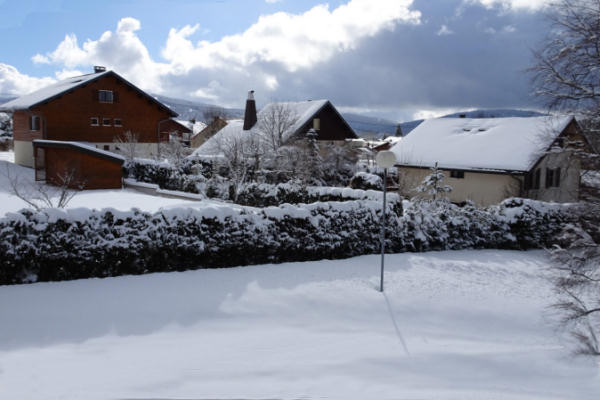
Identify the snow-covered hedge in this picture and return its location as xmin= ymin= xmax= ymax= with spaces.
xmin=0 ymin=197 xmax=579 ymax=285
xmin=123 ymin=158 xmax=212 ymax=194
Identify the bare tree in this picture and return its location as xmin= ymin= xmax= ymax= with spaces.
xmin=211 ymin=131 xmax=259 ymax=201
xmin=2 ymin=163 xmax=82 ymax=211
xmin=162 ymin=137 xmax=193 ymax=167
xmin=257 ymin=103 xmax=299 ymax=153
xmin=530 ymin=0 xmax=600 ymax=356
xmin=530 ymin=0 xmax=600 ymax=120
xmin=113 ymin=131 xmax=140 ymax=161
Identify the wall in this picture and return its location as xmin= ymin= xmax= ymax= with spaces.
xmin=525 ymin=151 xmax=580 ymax=203
xmin=397 ymin=166 xmax=521 ymax=206
xmin=43 ymin=147 xmax=123 ymax=190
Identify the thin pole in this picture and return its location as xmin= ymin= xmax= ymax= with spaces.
xmin=380 ymin=167 xmax=387 ymax=292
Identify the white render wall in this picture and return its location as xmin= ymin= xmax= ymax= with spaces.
xmin=14 ymin=140 xmax=34 ymax=168
xmin=397 ymin=166 xmax=521 ymax=206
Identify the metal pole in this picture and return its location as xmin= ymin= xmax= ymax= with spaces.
xmin=380 ymin=167 xmax=387 ymax=292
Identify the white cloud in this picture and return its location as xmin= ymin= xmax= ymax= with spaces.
xmin=0 ymin=63 xmax=56 ymax=96
xmin=20 ymin=0 xmax=420 ymax=102
xmin=412 ymin=107 xmax=464 ymax=120
xmin=466 ymin=0 xmax=549 ymax=11
xmin=437 ymin=25 xmax=454 ymax=36
xmin=163 ymin=0 xmax=421 ymax=73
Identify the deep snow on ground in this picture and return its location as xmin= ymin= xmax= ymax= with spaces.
xmin=0 ymin=151 xmax=231 ymax=214
xmin=1 ymin=250 xmax=598 ymax=399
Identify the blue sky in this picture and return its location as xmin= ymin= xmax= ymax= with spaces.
xmin=0 ymin=0 xmax=551 ymax=121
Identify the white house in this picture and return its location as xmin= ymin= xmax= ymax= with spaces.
xmin=390 ymin=116 xmax=589 ymax=206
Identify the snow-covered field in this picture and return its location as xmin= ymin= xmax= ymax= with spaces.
xmin=1 ymin=250 xmax=598 ymax=399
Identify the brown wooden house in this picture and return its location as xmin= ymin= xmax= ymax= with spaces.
xmin=0 ymin=66 xmax=178 ymax=169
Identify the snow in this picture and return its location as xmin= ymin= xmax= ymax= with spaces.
xmin=175 ymin=118 xmax=206 ymax=134
xmin=391 ymin=116 xmax=573 ymax=172
xmin=0 ymin=250 xmax=598 ymax=399
xmin=0 ymin=71 xmax=108 ymax=111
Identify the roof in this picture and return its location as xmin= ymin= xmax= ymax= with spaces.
xmin=0 ymin=70 xmax=177 ymax=117
xmin=390 ymin=116 xmax=574 ymax=172
xmin=33 ymin=140 xmax=125 ymax=164
xmin=194 ymin=99 xmax=355 ymax=156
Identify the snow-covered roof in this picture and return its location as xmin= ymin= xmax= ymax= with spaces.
xmin=0 ymin=72 xmax=109 ymax=111
xmin=33 ymin=139 xmax=125 ymax=163
xmin=193 ymin=119 xmax=246 ymax=156
xmin=390 ymin=116 xmax=574 ymax=172
xmin=0 ymin=70 xmax=177 ymax=117
xmin=176 ymin=119 xmax=207 ymax=135
xmin=193 ymin=100 xmax=331 ymax=156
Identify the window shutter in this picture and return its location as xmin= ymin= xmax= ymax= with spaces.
xmin=555 ymin=168 xmax=561 ymax=187
xmin=92 ymin=89 xmax=98 ymax=102
xmin=545 ymin=168 xmax=553 ymax=188
xmin=113 ymin=91 xmax=119 ymax=103
xmin=29 ymin=116 xmax=32 ymax=130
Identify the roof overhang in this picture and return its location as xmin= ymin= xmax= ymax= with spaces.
xmin=33 ymin=140 xmax=125 ymax=164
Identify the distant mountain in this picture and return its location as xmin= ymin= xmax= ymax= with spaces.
xmin=0 ymin=95 xmax=16 ymax=106
xmin=153 ymin=94 xmax=243 ymax=121
xmin=400 ymin=109 xmax=547 ymax=136
xmin=339 ymin=113 xmax=399 ymax=138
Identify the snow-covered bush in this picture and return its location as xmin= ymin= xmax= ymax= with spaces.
xmin=349 ymin=171 xmax=383 ymax=191
xmin=0 ymin=112 xmax=12 ymax=151
xmin=0 ymin=196 xmax=581 ymax=285
xmin=123 ymin=158 xmax=212 ymax=193
xmin=0 ymin=199 xmax=402 ymax=284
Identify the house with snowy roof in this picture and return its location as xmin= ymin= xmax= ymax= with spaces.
xmin=390 ymin=116 xmax=590 ymax=206
xmin=194 ymin=91 xmax=357 ymax=157
xmin=0 ymin=66 xmax=180 ymax=173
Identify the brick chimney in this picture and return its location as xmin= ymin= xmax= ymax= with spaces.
xmin=243 ymin=90 xmax=257 ymax=131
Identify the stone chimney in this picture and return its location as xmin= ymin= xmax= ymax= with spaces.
xmin=243 ymin=90 xmax=257 ymax=131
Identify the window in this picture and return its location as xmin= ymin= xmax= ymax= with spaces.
xmin=546 ymin=167 xmax=561 ymax=188
xmin=114 ymin=118 xmax=122 ymax=127
xmin=450 ymin=170 xmax=464 ymax=179
xmin=99 ymin=90 xmax=114 ymax=103
xmin=30 ymin=115 xmax=41 ymax=131
xmin=103 ymin=145 xmax=110 ymax=151
xmin=533 ymin=168 xmax=541 ymax=189
xmin=102 ymin=118 xmax=111 ymax=126
xmin=90 ymin=117 xmax=99 ymax=126
xmin=545 ymin=168 xmax=554 ymax=188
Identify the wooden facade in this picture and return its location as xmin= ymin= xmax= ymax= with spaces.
xmin=12 ymin=72 xmax=176 ymax=145
xmin=292 ymin=102 xmax=357 ymax=142
xmin=33 ymin=141 xmax=124 ymax=190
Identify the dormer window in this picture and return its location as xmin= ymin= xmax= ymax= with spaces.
xmin=29 ymin=115 xmax=41 ymax=131
xmin=99 ymin=90 xmax=114 ymax=103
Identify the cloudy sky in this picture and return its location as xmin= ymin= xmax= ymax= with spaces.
xmin=0 ymin=0 xmax=551 ymax=121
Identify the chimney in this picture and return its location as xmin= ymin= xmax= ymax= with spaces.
xmin=243 ymin=90 xmax=257 ymax=130
xmin=94 ymin=66 xmax=106 ymax=73
xmin=459 ymin=113 xmax=466 ymax=118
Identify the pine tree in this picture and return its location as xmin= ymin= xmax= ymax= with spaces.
xmin=415 ymin=162 xmax=452 ymax=201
